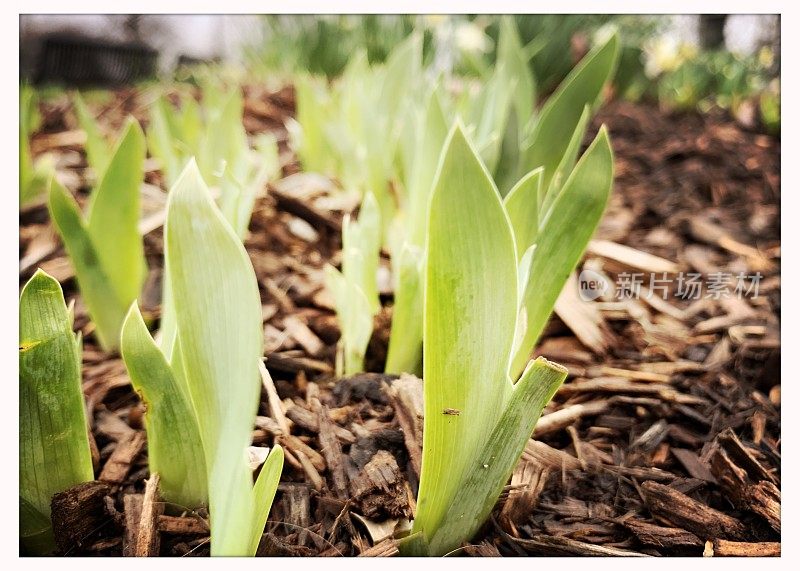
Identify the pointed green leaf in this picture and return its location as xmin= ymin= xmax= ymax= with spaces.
xmin=523 ymin=33 xmax=618 ymax=190
xmin=384 ymin=242 xmax=424 ymax=375
xmin=503 ymin=168 xmax=543 ymax=260
xmin=543 ymin=104 xmax=591 ymax=211
xmin=510 ymin=128 xmax=614 ymax=378
xmin=20 ymin=270 xmax=93 ymax=555
xmin=413 ymin=124 xmax=518 ymax=543
xmin=48 ymin=178 xmax=126 ymax=350
xmin=248 ymin=445 xmax=284 ymax=555
xmin=147 ymin=97 xmax=186 ymax=188
xmin=73 ymin=93 xmax=112 ymax=178
xmin=426 ymin=358 xmax=567 ymax=555
xmin=165 ymin=160 xmax=265 ymax=555
xmin=497 ymin=16 xmax=535 ymax=130
xmin=120 ymin=304 xmax=207 ymax=509
xmin=86 ymin=118 xmax=147 ymax=309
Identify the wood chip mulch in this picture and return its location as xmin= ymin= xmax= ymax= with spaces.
xmin=19 ymin=88 xmax=780 ymax=557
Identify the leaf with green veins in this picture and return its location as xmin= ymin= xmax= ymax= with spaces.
xmin=165 ymin=160 xmax=272 ymax=555
xmin=20 ymin=269 xmax=93 ymax=555
xmin=120 ymin=304 xmax=207 ymax=509
xmin=542 ymin=105 xmax=591 ymax=211
xmin=86 ymin=118 xmax=146 ymax=309
xmin=503 ymin=167 xmax=543 ymax=260
xmin=522 ymin=32 xmax=619 ymax=191
xmin=248 ymin=445 xmax=284 ymax=554
xmin=48 ymin=178 xmax=127 ymax=351
xmin=424 ymin=358 xmax=567 ymax=556
xmin=412 ymin=123 xmax=518 ymax=544
xmin=73 ymin=92 xmax=112 ymax=179
xmin=510 ymin=128 xmax=614 ymax=379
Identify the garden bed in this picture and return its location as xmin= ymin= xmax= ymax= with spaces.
xmin=19 ymin=87 xmax=781 ymax=556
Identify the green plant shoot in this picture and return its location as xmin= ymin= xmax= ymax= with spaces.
xmin=325 ymin=192 xmax=381 ymax=376
xmin=20 ymin=86 xmax=54 ymax=207
xmin=158 ymin=159 xmax=282 ymax=555
xmin=20 ymin=269 xmax=93 ymax=555
xmin=405 ymin=125 xmax=568 ymax=556
xmin=48 ymin=118 xmax=147 ymax=352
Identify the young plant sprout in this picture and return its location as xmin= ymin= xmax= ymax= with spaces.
xmin=20 ymin=86 xmax=54 ymax=207
xmin=20 ymin=270 xmax=93 ymax=555
xmin=122 ymin=160 xmax=283 ymax=556
xmin=402 ymin=124 xmax=571 ymax=556
xmin=147 ymin=85 xmax=281 ymax=238
xmin=386 ymin=30 xmax=617 ymax=376
xmin=73 ymin=92 xmax=114 ymax=181
xmin=325 ymin=192 xmax=381 ymax=376
xmin=48 ymin=117 xmax=147 ymax=352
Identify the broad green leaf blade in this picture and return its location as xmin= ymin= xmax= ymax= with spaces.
xmin=425 ymin=357 xmax=567 ymax=556
xmin=248 ymin=445 xmax=285 ymax=555
xmin=542 ymin=104 xmax=591 ymax=212
xmin=20 ymin=270 xmax=93 ymax=555
xmin=503 ymin=167 xmax=543 ymax=260
xmin=165 ymin=160 xmax=263 ymax=555
xmin=384 ymin=243 xmax=424 ymax=375
xmin=523 ymin=32 xmax=618 ymax=191
xmin=120 ymin=304 xmax=207 ymax=509
xmin=324 ymin=264 xmax=373 ymax=376
xmin=86 ymin=117 xmax=147 ymax=309
xmin=48 ymin=178 xmax=126 ymax=351
xmin=413 ymin=124 xmax=518 ymax=542
xmin=510 ymin=128 xmax=614 ymax=379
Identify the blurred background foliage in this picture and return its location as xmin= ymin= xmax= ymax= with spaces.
xmin=22 ymin=14 xmax=780 ymax=133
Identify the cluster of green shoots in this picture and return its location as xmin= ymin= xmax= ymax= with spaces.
xmin=294 ymin=19 xmax=618 ymax=554
xmin=20 ymin=86 xmax=284 ymax=555
xmin=296 ymin=19 xmax=619 ymax=379
xmin=21 ymin=20 xmax=617 ymax=555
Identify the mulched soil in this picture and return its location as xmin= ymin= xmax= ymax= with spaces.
xmin=19 ymin=87 xmax=780 ymax=557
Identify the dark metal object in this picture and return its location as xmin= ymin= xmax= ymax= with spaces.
xmin=34 ymin=35 xmax=157 ymax=87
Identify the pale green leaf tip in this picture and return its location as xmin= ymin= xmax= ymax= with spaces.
xmin=529 ymin=355 xmax=569 ymax=377
xmin=22 ymin=268 xmax=60 ymax=298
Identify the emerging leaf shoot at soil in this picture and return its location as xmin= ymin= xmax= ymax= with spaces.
xmin=325 ymin=192 xmax=381 ymax=376
xmin=403 ymin=124 xmax=568 ymax=556
xmin=122 ymin=160 xmax=283 ymax=556
xmin=20 ymin=270 xmax=93 ymax=555
xmin=48 ymin=117 xmax=147 ymax=352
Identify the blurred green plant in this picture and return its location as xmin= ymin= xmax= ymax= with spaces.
xmin=20 ymin=85 xmax=55 ymax=207
xmin=20 ymin=269 xmax=93 ymax=555
xmin=48 ymin=118 xmax=147 ymax=352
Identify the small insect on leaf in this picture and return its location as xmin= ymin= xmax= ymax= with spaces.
xmin=442 ymin=408 xmax=461 ymax=416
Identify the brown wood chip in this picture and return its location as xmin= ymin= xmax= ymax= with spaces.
xmin=98 ymin=431 xmax=147 ymax=484
xmin=641 ymin=480 xmax=748 ymax=540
